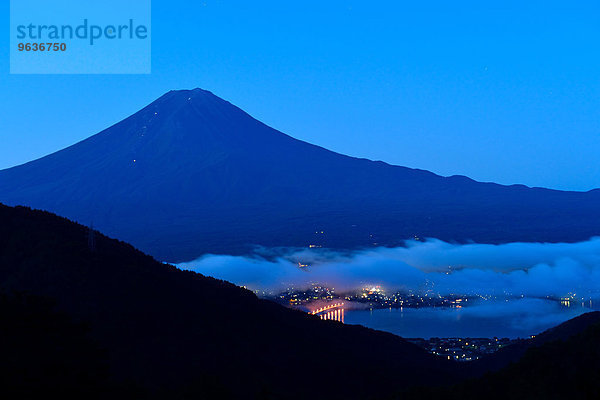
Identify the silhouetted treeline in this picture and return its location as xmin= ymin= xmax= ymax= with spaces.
xmin=0 ymin=292 xmax=111 ymax=399
xmin=1 ymin=203 xmax=599 ymax=399
xmin=0 ymin=204 xmax=454 ymax=399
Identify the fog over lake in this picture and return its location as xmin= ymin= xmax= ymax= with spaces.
xmin=180 ymin=238 xmax=600 ymax=297
xmin=179 ymin=238 xmax=600 ymax=337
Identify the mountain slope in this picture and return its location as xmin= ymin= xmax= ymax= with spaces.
xmin=0 ymin=293 xmax=113 ymax=399
xmin=466 ymin=311 xmax=600 ymax=375
xmin=0 ymin=203 xmax=456 ymax=399
xmin=407 ymin=312 xmax=600 ymax=400
xmin=1 ymin=89 xmax=599 ymax=262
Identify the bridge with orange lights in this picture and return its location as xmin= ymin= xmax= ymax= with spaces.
xmin=309 ymin=302 xmax=345 ymax=322
xmin=309 ymin=302 xmax=345 ymax=315
xmin=309 ymin=302 xmax=344 ymax=323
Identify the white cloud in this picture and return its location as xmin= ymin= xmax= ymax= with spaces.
xmin=178 ymin=237 xmax=600 ymax=299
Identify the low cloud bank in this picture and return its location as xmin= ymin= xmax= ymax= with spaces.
xmin=178 ymin=238 xmax=600 ymax=299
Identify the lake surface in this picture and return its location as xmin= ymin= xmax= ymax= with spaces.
xmin=343 ymin=298 xmax=598 ymax=339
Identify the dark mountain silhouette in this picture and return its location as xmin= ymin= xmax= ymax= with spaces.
xmin=0 ymin=293 xmax=114 ymax=399
xmin=466 ymin=311 xmax=600 ymax=375
xmin=408 ymin=312 xmax=600 ymax=400
xmin=1 ymin=88 xmax=599 ymax=262
xmin=0 ymin=203 xmax=457 ymax=399
xmin=1 ymin=203 xmax=598 ymax=399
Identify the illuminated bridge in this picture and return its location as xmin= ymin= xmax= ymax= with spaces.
xmin=310 ymin=302 xmax=345 ymax=323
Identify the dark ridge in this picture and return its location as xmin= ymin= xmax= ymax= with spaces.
xmin=2 ymin=203 xmax=598 ymax=399
xmin=0 ymin=203 xmax=457 ymax=399
xmin=405 ymin=314 xmax=600 ymax=400
xmin=0 ymin=293 xmax=115 ymax=399
xmin=465 ymin=311 xmax=600 ymax=375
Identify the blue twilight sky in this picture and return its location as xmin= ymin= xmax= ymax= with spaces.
xmin=1 ymin=0 xmax=599 ymax=191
